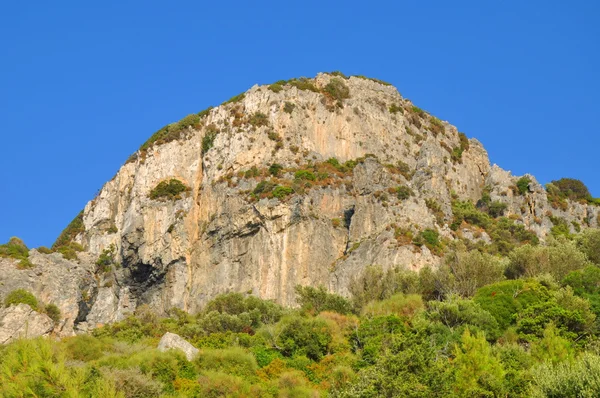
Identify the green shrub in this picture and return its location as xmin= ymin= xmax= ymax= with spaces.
xmin=550 ymin=178 xmax=592 ymax=201
xmin=253 ymin=180 xmax=276 ymax=195
xmin=195 ymin=347 xmax=258 ymax=377
xmin=52 ymin=211 xmax=84 ymax=250
xmin=328 ymin=71 xmax=348 ymax=79
xmin=269 ymin=82 xmax=284 ymax=93
xmin=361 ymin=293 xmax=424 ymax=318
xmin=269 ymin=315 xmax=333 ymax=361
xmin=488 ymin=201 xmax=508 ymax=218
xmin=149 ymin=179 xmax=190 ymax=201
xmin=531 ymin=352 xmax=600 ymax=397
xmin=562 ymin=265 xmax=600 ymax=317
xmin=197 ymin=106 xmax=213 ymax=119
xmin=223 ymin=93 xmax=245 ymax=105
xmin=421 ymin=229 xmax=439 ymax=246
xmin=36 ymin=246 xmax=52 ymax=254
xmin=272 ymin=185 xmax=294 ymax=199
xmin=4 ymin=289 xmax=38 ymax=309
xmin=249 ymin=112 xmax=269 ymax=127
xmin=294 ymin=170 xmax=316 ymax=181
xmin=411 ymin=106 xmax=425 ymax=117
xmin=474 ymin=279 xmax=550 ymax=331
xmin=0 ymin=237 xmax=32 ymax=268
xmin=577 ymin=228 xmax=600 ymax=265
xmin=414 ymin=229 xmax=440 ymax=252
xmin=203 ymin=292 xmax=283 ymax=326
xmin=439 ymin=249 xmax=506 ymax=298
xmin=458 ymin=132 xmax=470 ymax=151
xmin=426 ymin=296 xmax=502 ymax=342
xmin=267 ymin=130 xmax=282 ymax=143
xmin=505 ymin=240 xmax=589 ymax=280
xmin=283 ymin=102 xmax=295 ymax=114
xmin=287 ymin=78 xmax=319 ymax=92
xmin=196 ymin=371 xmax=256 ymax=397
xmin=429 ymin=117 xmax=444 ymax=136
xmin=0 ymin=338 xmax=111 ymax=397
xmin=349 ymin=265 xmax=425 ymax=310
xmin=516 ymin=176 xmax=531 ymax=195
xmin=44 ymin=304 xmax=61 ymax=323
xmin=395 ymin=160 xmax=412 ymax=180
xmin=451 ymin=146 xmax=464 ymax=163
xmin=295 ymin=285 xmax=354 ymax=315
xmin=96 ymin=244 xmax=117 ymax=273
xmin=515 ymin=287 xmax=596 ymax=341
xmin=201 ymin=124 xmax=219 ymax=154
xmin=530 ymin=323 xmax=574 ymax=364
xmin=452 ymin=330 xmax=506 ymax=395
xmin=395 ymin=185 xmax=412 ymax=200
xmin=63 ymin=335 xmax=106 ymax=361
xmin=104 ymin=368 xmax=164 ymax=398
xmin=244 ymin=166 xmax=260 ymax=178
xmin=452 ymin=200 xmax=491 ymax=229
xmin=388 ymin=104 xmax=403 ymax=114
xmin=0 ymin=237 xmax=28 ymax=259
xmin=56 ymin=242 xmax=83 ymax=260
xmin=323 ymin=78 xmax=350 ymax=102
xmin=268 ymin=163 xmax=283 ymax=176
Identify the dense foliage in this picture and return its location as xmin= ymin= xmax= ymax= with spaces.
xmin=149 ymin=179 xmax=190 ymax=201
xmin=0 ymin=237 xmax=32 ymax=269
xmin=3 ymin=228 xmax=600 ymax=396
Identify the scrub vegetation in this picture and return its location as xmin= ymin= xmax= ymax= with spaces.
xmin=2 ymin=228 xmax=600 ymax=397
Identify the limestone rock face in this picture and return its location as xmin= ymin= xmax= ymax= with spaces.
xmin=0 ymin=304 xmax=55 ymax=344
xmin=71 ymin=73 xmax=599 ymax=315
xmin=0 ymin=252 xmax=96 ymax=337
xmin=157 ymin=332 xmax=199 ymax=361
xmin=3 ymin=73 xmax=598 ymax=334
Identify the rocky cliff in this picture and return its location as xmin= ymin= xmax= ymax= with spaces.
xmin=1 ymin=73 xmax=598 ymax=338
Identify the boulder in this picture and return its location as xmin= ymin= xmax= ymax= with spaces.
xmin=157 ymin=332 xmax=199 ymax=361
xmin=0 ymin=303 xmax=54 ymax=344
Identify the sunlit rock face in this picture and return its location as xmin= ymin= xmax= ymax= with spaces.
xmin=3 ymin=73 xmax=596 ymax=334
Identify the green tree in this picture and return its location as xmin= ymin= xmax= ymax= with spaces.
xmin=505 ymin=238 xmax=590 ymax=280
xmin=452 ymin=330 xmax=506 ymax=397
xmin=531 ymin=353 xmax=600 ymax=397
xmin=4 ymin=289 xmax=38 ymax=309
xmin=295 ymin=285 xmax=354 ymax=315
xmin=440 ymin=249 xmax=506 ymax=297
xmin=530 ymin=323 xmax=573 ymax=364
xmin=550 ymin=178 xmax=592 ymax=201
xmin=577 ymin=228 xmax=600 ymax=265
xmin=562 ymin=265 xmax=600 ymax=318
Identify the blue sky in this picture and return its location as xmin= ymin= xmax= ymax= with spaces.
xmin=0 ymin=1 xmax=598 ymax=248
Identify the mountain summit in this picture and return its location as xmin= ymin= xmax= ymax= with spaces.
xmin=1 ymin=72 xmax=598 ymax=336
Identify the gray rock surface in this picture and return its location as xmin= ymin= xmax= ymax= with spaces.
xmin=72 ymin=73 xmax=599 ymax=315
xmin=0 ymin=304 xmax=54 ymax=344
xmin=157 ymin=332 xmax=199 ymax=360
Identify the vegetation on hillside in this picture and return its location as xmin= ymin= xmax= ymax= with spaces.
xmin=2 ymin=227 xmax=600 ymax=396
xmin=0 ymin=237 xmax=33 ymax=269
xmin=149 ymin=179 xmax=191 ymax=201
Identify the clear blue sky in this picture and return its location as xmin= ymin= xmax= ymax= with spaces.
xmin=1 ymin=1 xmax=598 ymax=248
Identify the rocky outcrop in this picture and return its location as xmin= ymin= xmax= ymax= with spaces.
xmin=0 ymin=304 xmax=54 ymax=344
xmin=71 ymin=73 xmax=599 ymax=315
xmin=157 ymin=332 xmax=199 ymax=361
xmin=2 ymin=73 xmax=598 ymax=335
xmin=0 ymin=251 xmax=97 ymax=337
